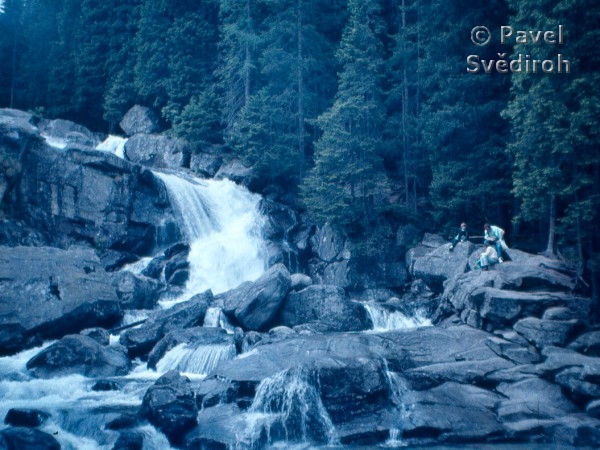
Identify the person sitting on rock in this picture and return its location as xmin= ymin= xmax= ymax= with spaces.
xmin=483 ymin=223 xmax=507 ymax=263
xmin=477 ymin=240 xmax=499 ymax=270
xmin=449 ymin=222 xmax=469 ymax=251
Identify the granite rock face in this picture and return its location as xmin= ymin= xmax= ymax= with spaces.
xmin=119 ymin=105 xmax=161 ymax=136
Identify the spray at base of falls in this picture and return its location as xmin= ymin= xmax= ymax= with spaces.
xmin=236 ymin=367 xmax=338 ymax=450
xmin=155 ymin=342 xmax=236 ymax=377
xmin=382 ymin=365 xmax=414 ymax=448
xmin=155 ymin=172 xmax=267 ymax=300
xmin=363 ymin=303 xmax=431 ymax=332
xmin=96 ymin=135 xmax=126 ymax=158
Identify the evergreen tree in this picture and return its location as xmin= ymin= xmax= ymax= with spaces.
xmin=503 ymin=0 xmax=600 ymax=307
xmin=102 ymin=1 xmax=141 ymax=132
xmin=302 ymin=0 xmax=388 ymax=234
xmin=226 ymin=0 xmax=338 ymax=184
xmin=217 ymin=0 xmax=262 ymax=136
xmin=162 ymin=0 xmax=219 ymax=130
xmin=133 ymin=0 xmax=172 ymax=112
xmin=383 ymin=0 xmax=423 ymax=216
xmin=418 ymin=0 xmax=512 ymax=236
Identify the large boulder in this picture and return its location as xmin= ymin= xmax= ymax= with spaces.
xmin=120 ymin=290 xmax=212 ymax=358
xmin=140 ymin=370 xmax=198 ymax=446
xmin=38 ymin=118 xmax=102 ymax=148
xmin=404 ymin=382 xmax=505 ymax=443
xmin=119 ymin=105 xmax=160 ymax=136
xmin=308 ymin=223 xmax=408 ymax=290
xmin=16 ymin=140 xmax=180 ymax=253
xmin=26 ymin=334 xmax=131 ymax=378
xmin=278 ymin=285 xmax=371 ymax=332
xmin=0 ymin=110 xmax=39 ymax=212
xmin=147 ymin=326 xmax=234 ymax=371
xmin=409 ymin=239 xmax=476 ymax=292
xmin=0 ymin=427 xmax=60 ymax=450
xmin=222 ymin=263 xmax=291 ymax=331
xmin=437 ymin=250 xmax=591 ymax=334
xmin=115 ymin=271 xmax=164 ymax=310
xmin=0 ymin=246 xmax=122 ymax=355
xmin=124 ymin=134 xmax=190 ymax=169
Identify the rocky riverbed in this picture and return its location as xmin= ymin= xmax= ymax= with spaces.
xmin=1 ymin=107 xmax=599 ymax=449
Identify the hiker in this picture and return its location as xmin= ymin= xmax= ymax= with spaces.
xmin=483 ymin=223 xmax=507 ymax=263
xmin=449 ymin=222 xmax=469 ymax=251
xmin=477 ymin=240 xmax=499 ymax=270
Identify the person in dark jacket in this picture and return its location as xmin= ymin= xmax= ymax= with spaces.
xmin=449 ymin=222 xmax=469 ymax=251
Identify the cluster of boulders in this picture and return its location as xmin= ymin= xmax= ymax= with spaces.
xmin=1 ymin=107 xmax=599 ymax=449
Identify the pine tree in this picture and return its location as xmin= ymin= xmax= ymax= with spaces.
xmin=503 ymin=0 xmax=600 ymax=309
xmin=217 ymin=0 xmax=262 ymax=136
xmin=418 ymin=0 xmax=512 ymax=236
xmin=301 ymin=0 xmax=388 ymax=233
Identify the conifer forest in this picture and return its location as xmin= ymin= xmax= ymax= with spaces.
xmin=1 ymin=0 xmax=599 ymax=301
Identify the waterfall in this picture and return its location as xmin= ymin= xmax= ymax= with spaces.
xmin=204 ymin=306 xmax=236 ymax=333
xmin=363 ymin=303 xmax=431 ymax=332
xmin=382 ymin=368 xmax=414 ymax=448
xmin=0 ymin=345 xmax=173 ymax=450
xmin=155 ymin=343 xmax=236 ymax=376
xmin=96 ymin=135 xmax=126 ymax=158
xmin=236 ymin=367 xmax=338 ymax=449
xmin=155 ymin=172 xmax=267 ymax=297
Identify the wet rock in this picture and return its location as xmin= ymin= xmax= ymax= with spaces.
xmin=147 ymin=327 xmax=233 ymax=370
xmin=485 ymin=336 xmax=542 ymax=365
xmin=496 ymin=377 xmax=579 ymax=422
xmin=405 ymin=382 xmax=504 ymax=443
xmin=410 ymin=240 xmax=475 ymax=292
xmin=80 ymin=327 xmax=111 ymax=346
xmin=290 ymin=273 xmax=312 ymax=290
xmin=513 ymin=317 xmax=580 ymax=348
xmin=119 ymin=105 xmax=160 ymax=136
xmin=26 ymin=334 xmax=131 ymax=378
xmin=38 ymin=118 xmax=101 ymax=147
xmin=4 ymin=409 xmax=50 ymax=427
xmin=0 ymin=427 xmax=60 ymax=450
xmin=112 ymin=431 xmax=144 ymax=450
xmin=182 ymin=403 xmax=242 ymax=450
xmin=115 ymin=271 xmax=164 ymax=310
xmin=120 ymin=290 xmax=212 ymax=358
xmin=222 ymin=264 xmax=291 ymax=331
xmin=279 ymin=285 xmax=371 ymax=332
xmin=140 ymin=371 xmax=198 ymax=445
xmin=567 ymin=330 xmax=600 ymax=357
xmin=214 ymin=159 xmax=257 ymax=188
xmin=17 ymin=141 xmax=178 ymax=253
xmin=124 ymin=134 xmax=190 ymax=169
xmin=0 ymin=246 xmax=122 ymax=355
xmin=190 ymin=152 xmax=223 ymax=178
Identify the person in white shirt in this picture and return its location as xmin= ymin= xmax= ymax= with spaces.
xmin=483 ymin=223 xmax=507 ymax=263
xmin=478 ymin=240 xmax=499 ymax=270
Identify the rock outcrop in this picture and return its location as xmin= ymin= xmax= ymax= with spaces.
xmin=1 ymin=110 xmax=599 ymax=450
xmin=0 ymin=245 xmax=122 ymax=355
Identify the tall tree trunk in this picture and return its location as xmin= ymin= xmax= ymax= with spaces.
xmin=401 ymin=0 xmax=409 ymax=207
xmin=244 ymin=0 xmax=251 ymax=107
xmin=297 ymin=0 xmax=304 ymax=159
xmin=545 ymin=193 xmax=556 ymax=257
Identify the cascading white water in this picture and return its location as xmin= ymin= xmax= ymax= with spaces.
xmin=236 ymin=367 xmax=338 ymax=449
xmin=0 ymin=345 xmax=175 ymax=450
xmin=155 ymin=172 xmax=267 ymax=299
xmin=382 ymin=369 xmax=414 ymax=448
xmin=204 ymin=306 xmax=236 ymax=333
xmin=96 ymin=135 xmax=127 ymax=158
xmin=155 ymin=343 xmax=236 ymax=377
xmin=363 ymin=303 xmax=431 ymax=332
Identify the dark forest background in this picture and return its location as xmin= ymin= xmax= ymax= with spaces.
xmin=0 ymin=0 xmax=598 ymax=296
